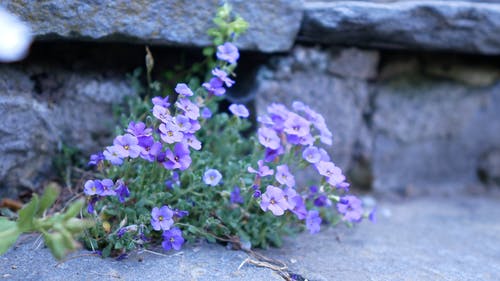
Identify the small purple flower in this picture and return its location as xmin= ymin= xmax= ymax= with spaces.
xmin=287 ymin=134 xmax=314 ymax=146
xmin=203 ymin=169 xmax=222 ymax=186
xmin=315 ymin=161 xmax=346 ymax=187
xmin=306 ymin=210 xmax=322 ymax=234
xmin=188 ymin=119 xmax=201 ymax=133
xmin=260 ymin=185 xmax=289 ymax=216
xmin=230 ymin=186 xmax=244 ymax=204
xmin=216 ymin=42 xmax=240 ymax=64
xmin=337 ymin=195 xmax=363 ymax=222
xmin=88 ymin=152 xmax=104 ymax=167
xmin=229 ymin=103 xmax=249 ymax=118
xmin=264 ymin=146 xmax=284 ymax=163
xmin=202 ymin=77 xmax=226 ymax=96
xmin=103 ymin=145 xmax=124 ymax=165
xmin=86 ymin=196 xmax=99 ymax=214
xmin=183 ymin=133 xmax=201 ymax=150
xmin=165 ymin=172 xmax=180 ymax=189
xmin=175 ymin=115 xmax=192 ymax=132
xmin=257 ymin=127 xmax=281 ymax=150
xmin=173 ymin=209 xmax=189 ymax=218
xmin=152 ymin=105 xmax=172 ymax=123
xmin=113 ymin=134 xmax=143 ymax=158
xmin=275 ymin=165 xmax=296 ymax=188
xmin=201 ymin=107 xmax=212 ymax=119
xmin=152 ymin=96 xmax=170 ymax=108
xmin=369 ymin=207 xmax=376 ymax=223
xmin=313 ymin=194 xmax=332 ymax=207
xmin=126 ymin=121 xmax=152 ymax=137
xmin=175 ymin=98 xmax=200 ymax=120
xmin=266 ymin=103 xmax=290 ymax=132
xmin=114 ymin=179 xmax=130 ymax=203
xmin=284 ymin=112 xmax=311 ymax=137
xmin=175 ymin=83 xmax=194 ymax=96
xmin=253 ymin=190 xmax=262 ymax=198
xmin=151 ymin=206 xmax=174 ymax=231
xmin=212 ymin=68 xmax=234 ymax=87
xmin=290 ymin=196 xmax=307 ymax=220
xmin=162 ymin=143 xmax=192 ymax=171
xmin=138 ymin=136 xmax=162 ymax=162
xmin=100 ymin=179 xmax=116 ymax=196
xmin=302 ymin=146 xmax=321 ymax=164
xmin=159 ymin=122 xmax=183 ymax=144
xmin=247 ymin=160 xmax=274 ymax=177
xmin=84 ymin=180 xmax=103 ymax=196
xmin=162 ymin=227 xmax=184 ymax=251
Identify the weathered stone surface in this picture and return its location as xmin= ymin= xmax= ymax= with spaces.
xmin=2 ymin=0 xmax=303 ymax=53
xmin=301 ymin=1 xmax=500 ymax=55
xmin=372 ymin=72 xmax=500 ymax=193
xmin=254 ymin=46 xmax=377 ymax=173
xmin=0 ymin=64 xmax=134 ymax=198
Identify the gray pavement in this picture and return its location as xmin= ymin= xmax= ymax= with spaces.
xmin=1 ymin=195 xmax=499 ymax=281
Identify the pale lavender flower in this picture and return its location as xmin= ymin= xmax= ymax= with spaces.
xmin=306 ymin=210 xmax=322 ymax=234
xmin=183 ymin=133 xmax=202 ymax=150
xmin=229 ymin=103 xmax=249 ymax=118
xmin=257 ymin=127 xmax=281 ymax=150
xmin=126 ymin=121 xmax=152 ymax=137
xmin=113 ymin=134 xmax=143 ymax=158
xmin=202 ymin=77 xmax=226 ymax=96
xmin=264 ymin=146 xmax=284 ymax=163
xmin=337 ymin=195 xmax=363 ymax=222
xmin=175 ymin=83 xmax=194 ymax=96
xmin=88 ymin=152 xmax=104 ymax=167
xmin=247 ymin=160 xmax=274 ymax=177
xmin=175 ymin=115 xmax=192 ymax=132
xmin=159 ymin=122 xmax=183 ymax=144
xmin=275 ymin=165 xmax=295 ymax=188
xmin=175 ymin=98 xmax=200 ymax=120
xmin=138 ymin=136 xmax=162 ymax=162
xmin=114 ymin=179 xmax=130 ymax=203
xmin=267 ymin=103 xmax=290 ymax=132
xmin=302 ymin=146 xmax=321 ymax=164
xmin=284 ymin=112 xmax=311 ymax=137
xmin=260 ymin=185 xmax=289 ymax=216
xmin=319 ymin=148 xmax=331 ymax=162
xmin=162 ymin=227 xmax=184 ymax=251
xmin=216 ymin=42 xmax=239 ymax=64
xmin=100 ymin=179 xmax=116 ymax=196
xmin=287 ymin=134 xmax=314 ymax=146
xmin=84 ymin=180 xmax=103 ymax=196
xmin=203 ymin=169 xmax=222 ymax=186
xmin=212 ymin=68 xmax=234 ymax=87
xmin=103 ymin=145 xmax=124 ymax=165
xmin=188 ymin=119 xmax=201 ymax=133
xmin=152 ymin=96 xmax=170 ymax=108
xmin=290 ymin=196 xmax=307 ymax=220
xmin=151 ymin=206 xmax=174 ymax=231
xmin=316 ymin=161 xmax=345 ymax=187
xmin=152 ymin=105 xmax=172 ymax=123
xmin=162 ymin=143 xmax=192 ymax=170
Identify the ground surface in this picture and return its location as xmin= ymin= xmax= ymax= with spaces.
xmin=1 ymin=194 xmax=499 ymax=281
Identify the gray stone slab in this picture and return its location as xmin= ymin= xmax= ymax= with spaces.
xmin=2 ymin=0 xmax=303 ymax=53
xmin=301 ymin=1 xmax=500 ymax=55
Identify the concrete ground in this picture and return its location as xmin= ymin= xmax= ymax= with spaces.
xmin=1 ymin=194 xmax=499 ymax=281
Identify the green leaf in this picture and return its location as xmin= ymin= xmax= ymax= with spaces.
xmin=62 ymin=199 xmax=84 ymax=221
xmin=17 ymin=195 xmax=39 ymax=232
xmin=0 ymin=222 xmax=20 ymax=255
xmin=43 ymin=232 xmax=68 ymax=260
xmin=37 ymin=183 xmax=61 ymax=216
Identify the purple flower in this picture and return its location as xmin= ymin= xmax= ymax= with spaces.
xmin=114 ymin=179 xmax=130 ymax=203
xmin=151 ymin=206 xmax=174 ymax=231
xmin=229 ymin=103 xmax=249 ymax=118
xmin=306 ymin=210 xmax=322 ymax=234
xmin=284 ymin=112 xmax=311 ymax=137
xmin=247 ymin=160 xmax=274 ymax=177
xmin=188 ymin=119 xmax=201 ymax=133
xmin=173 ymin=209 xmax=189 ymax=218
xmin=100 ymin=179 xmax=116 ymax=196
xmin=84 ymin=180 xmax=103 ymax=196
xmin=86 ymin=196 xmax=99 ymax=214
xmin=315 ymin=161 xmax=346 ymax=187
xmin=275 ymin=165 xmax=295 ymax=188
xmin=313 ymin=195 xmax=332 ymax=207
xmin=264 ymin=146 xmax=284 ymax=163
xmin=175 ymin=98 xmax=200 ymax=120
xmin=152 ymin=105 xmax=172 ymax=123
xmin=266 ymin=103 xmax=290 ymax=132
xmin=203 ymin=169 xmax=222 ymax=186
xmin=201 ymin=107 xmax=212 ymax=119
xmin=162 ymin=227 xmax=184 ymax=251
xmin=162 ymin=143 xmax=192 ymax=171
xmin=152 ymin=96 xmax=170 ymax=108
xmin=216 ymin=42 xmax=239 ymax=64
xmin=230 ymin=186 xmax=244 ymax=204
xmin=103 ymin=145 xmax=124 ymax=165
xmin=183 ymin=133 xmax=201 ymax=150
xmin=290 ymin=196 xmax=307 ymax=220
xmin=159 ymin=122 xmax=183 ymax=144
xmin=253 ymin=189 xmax=262 ymax=198
xmin=287 ymin=134 xmax=314 ymax=146
xmin=175 ymin=83 xmax=194 ymax=97
xmin=369 ymin=207 xmax=376 ymax=223
xmin=175 ymin=115 xmax=192 ymax=132
xmin=319 ymin=148 xmax=331 ymax=162
xmin=113 ymin=134 xmax=143 ymax=158
xmin=126 ymin=121 xmax=152 ymax=137
xmin=257 ymin=127 xmax=281 ymax=150
xmin=337 ymin=195 xmax=363 ymax=222
xmin=165 ymin=172 xmax=180 ymax=189
xmin=302 ymin=146 xmax=321 ymax=164
xmin=88 ymin=152 xmax=104 ymax=167
xmin=212 ymin=68 xmax=235 ymax=87
xmin=202 ymin=77 xmax=226 ymax=96
xmin=138 ymin=136 xmax=162 ymax=162
xmin=260 ymin=185 xmax=289 ymax=216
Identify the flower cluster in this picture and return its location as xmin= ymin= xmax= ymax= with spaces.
xmin=84 ymin=178 xmax=130 ymax=213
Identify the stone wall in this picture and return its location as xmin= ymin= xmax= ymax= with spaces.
xmin=1 ymin=0 xmax=500 ymax=197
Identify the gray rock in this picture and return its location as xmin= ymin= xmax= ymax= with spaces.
xmin=2 ymin=0 xmax=303 ymax=53
xmin=372 ymin=73 xmax=500 ymax=193
xmin=300 ymin=1 xmax=500 ymax=55
xmin=254 ymin=46 xmax=377 ymax=174
xmin=0 ymin=65 xmax=134 ymax=198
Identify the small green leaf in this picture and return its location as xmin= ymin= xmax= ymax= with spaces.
xmin=17 ymin=195 xmax=39 ymax=232
xmin=0 ymin=223 xmax=20 ymax=255
xmin=43 ymin=232 xmax=68 ymax=260
xmin=0 ymin=217 xmax=16 ymax=231
xmin=37 ymin=183 xmax=61 ymax=216
xmin=62 ymin=199 xmax=84 ymax=221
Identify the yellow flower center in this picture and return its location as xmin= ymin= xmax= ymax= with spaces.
xmin=158 ymin=216 xmax=163 ymax=221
